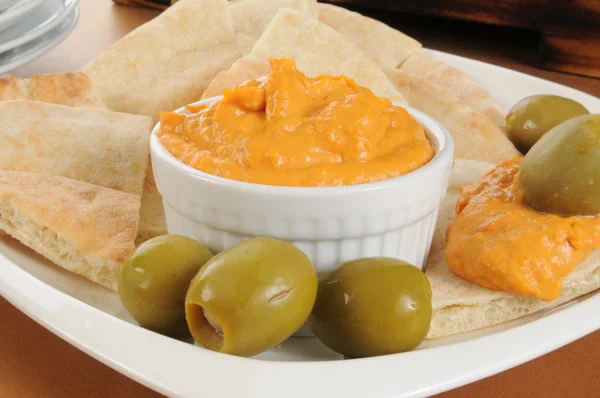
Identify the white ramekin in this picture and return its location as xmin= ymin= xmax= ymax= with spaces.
xmin=150 ymin=97 xmax=454 ymax=273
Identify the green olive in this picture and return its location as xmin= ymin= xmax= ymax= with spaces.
xmin=119 ymin=235 xmax=213 ymax=337
xmin=520 ymin=114 xmax=600 ymax=216
xmin=308 ymin=257 xmax=432 ymax=358
xmin=506 ymin=95 xmax=589 ymax=153
xmin=185 ymin=237 xmax=317 ymax=357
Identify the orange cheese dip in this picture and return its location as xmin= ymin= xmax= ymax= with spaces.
xmin=446 ymin=157 xmax=600 ymax=301
xmin=157 ymin=58 xmax=434 ymax=187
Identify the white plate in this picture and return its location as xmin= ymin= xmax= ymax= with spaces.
xmin=0 ymin=6 xmax=77 ymax=74
xmin=0 ymin=50 xmax=599 ymax=398
xmin=0 ymin=0 xmax=45 ymax=32
xmin=0 ymin=0 xmax=77 ymax=54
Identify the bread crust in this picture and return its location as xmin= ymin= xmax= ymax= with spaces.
xmin=0 ymin=172 xmax=140 ymax=291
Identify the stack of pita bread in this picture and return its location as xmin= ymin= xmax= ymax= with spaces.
xmin=1 ymin=0 xmax=596 ymax=338
xmin=0 ymin=72 xmax=153 ymax=291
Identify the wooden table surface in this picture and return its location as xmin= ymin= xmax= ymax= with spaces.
xmin=1 ymin=1 xmax=599 ymax=397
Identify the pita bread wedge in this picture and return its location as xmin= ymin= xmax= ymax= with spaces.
xmin=27 ymin=73 xmax=105 ymax=107
xmin=203 ymin=9 xmax=404 ymax=103
xmin=0 ymin=100 xmax=152 ymax=196
xmin=401 ymin=51 xmax=505 ymax=128
xmin=0 ymin=75 xmax=27 ymax=99
xmin=0 ymin=72 xmax=105 ymax=107
xmin=202 ymin=54 xmax=270 ymax=99
xmin=384 ymin=67 xmax=519 ymax=163
xmin=0 ymin=73 xmax=104 ymax=236
xmin=0 ymin=171 xmax=140 ymax=291
xmin=317 ymin=3 xmax=421 ymax=68
xmin=230 ymin=0 xmax=318 ymax=55
xmin=137 ymin=168 xmax=167 ymax=245
xmin=82 ymin=0 xmax=241 ymax=121
xmin=426 ymin=160 xmax=600 ymax=339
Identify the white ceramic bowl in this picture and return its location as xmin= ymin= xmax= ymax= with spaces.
xmin=150 ymin=97 xmax=454 ymax=274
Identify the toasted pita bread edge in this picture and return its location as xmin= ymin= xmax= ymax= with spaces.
xmin=0 ymin=171 xmax=141 ymax=291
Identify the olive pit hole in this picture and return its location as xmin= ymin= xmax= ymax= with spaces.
xmin=186 ymin=303 xmax=224 ymax=351
xmin=203 ymin=308 xmax=223 ymax=335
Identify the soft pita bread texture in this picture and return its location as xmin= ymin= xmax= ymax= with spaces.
xmin=83 ymin=0 xmax=241 ymax=121
xmin=230 ymin=0 xmax=317 ymax=55
xmin=0 ymin=75 xmax=27 ymax=100
xmin=318 ymin=3 xmax=421 ymax=69
xmin=84 ymin=1 xmax=235 ymax=241
xmin=0 ymin=100 xmax=152 ymax=197
xmin=0 ymin=171 xmax=140 ymax=291
xmin=427 ymin=160 xmax=600 ymax=339
xmin=384 ymin=67 xmax=519 ymax=163
xmin=401 ymin=51 xmax=505 ymax=128
xmin=202 ymin=55 xmax=270 ymax=99
xmin=0 ymin=72 xmax=105 ymax=107
xmin=203 ymin=8 xmax=404 ymax=103
xmin=137 ymin=167 xmax=167 ymax=245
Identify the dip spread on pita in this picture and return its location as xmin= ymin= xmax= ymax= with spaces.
xmin=446 ymin=157 xmax=600 ymax=301
xmin=158 ymin=58 xmax=434 ymax=187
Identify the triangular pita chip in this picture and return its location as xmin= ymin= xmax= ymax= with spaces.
xmin=203 ymin=8 xmax=404 ymax=103
xmin=384 ymin=67 xmax=519 ymax=163
xmin=0 ymin=171 xmax=140 ymax=291
xmin=318 ymin=3 xmax=421 ymax=68
xmin=0 ymin=72 xmax=105 ymax=107
xmin=230 ymin=0 xmax=317 ymax=55
xmin=82 ymin=0 xmax=241 ymax=121
xmin=137 ymin=167 xmax=167 ymax=245
xmin=202 ymin=55 xmax=270 ymax=99
xmin=0 ymin=100 xmax=155 ymax=243
xmin=0 ymin=100 xmax=152 ymax=196
xmin=401 ymin=50 xmax=505 ymax=128
xmin=427 ymin=160 xmax=600 ymax=338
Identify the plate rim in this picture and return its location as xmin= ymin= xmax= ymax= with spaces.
xmin=0 ymin=49 xmax=599 ymax=398
xmin=2 ymin=246 xmax=598 ymax=398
